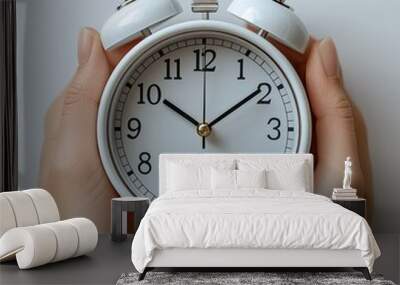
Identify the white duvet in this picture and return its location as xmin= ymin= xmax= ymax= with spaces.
xmin=131 ymin=190 xmax=380 ymax=273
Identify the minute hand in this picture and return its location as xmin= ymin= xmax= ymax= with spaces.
xmin=209 ymin=84 xmax=264 ymax=128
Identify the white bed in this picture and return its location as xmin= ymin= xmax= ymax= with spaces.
xmin=131 ymin=154 xmax=380 ymax=280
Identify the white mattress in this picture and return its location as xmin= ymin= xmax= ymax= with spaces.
xmin=131 ymin=190 xmax=380 ymax=273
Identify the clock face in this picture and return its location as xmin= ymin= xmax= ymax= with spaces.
xmin=99 ymin=23 xmax=311 ymax=199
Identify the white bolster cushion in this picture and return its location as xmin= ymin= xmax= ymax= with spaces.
xmin=0 ymin=189 xmax=60 ymax=237
xmin=24 ymin=189 xmax=60 ymax=224
xmin=0 ymin=218 xmax=98 ymax=269
xmin=42 ymin=221 xmax=79 ymax=262
xmin=0 ymin=196 xmax=17 ymax=237
xmin=0 ymin=226 xmax=57 ymax=268
xmin=64 ymin=218 xmax=98 ymax=257
xmin=0 ymin=191 xmax=39 ymax=228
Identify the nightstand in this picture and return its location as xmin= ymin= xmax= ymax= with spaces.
xmin=111 ymin=197 xmax=150 ymax=242
xmin=332 ymin=198 xmax=366 ymax=218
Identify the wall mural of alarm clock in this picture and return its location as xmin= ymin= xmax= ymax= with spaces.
xmin=98 ymin=0 xmax=312 ymax=199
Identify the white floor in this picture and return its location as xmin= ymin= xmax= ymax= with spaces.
xmin=374 ymin=234 xmax=400 ymax=283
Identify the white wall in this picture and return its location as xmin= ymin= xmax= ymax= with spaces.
xmin=17 ymin=0 xmax=400 ymax=233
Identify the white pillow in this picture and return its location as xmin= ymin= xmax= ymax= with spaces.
xmin=167 ymin=160 xmax=235 ymax=191
xmin=211 ymin=169 xmax=267 ymax=190
xmin=237 ymin=169 xmax=267 ymax=189
xmin=238 ymin=159 xmax=309 ymax=191
xmin=168 ymin=163 xmax=209 ymax=191
xmin=211 ymin=169 xmax=236 ymax=190
xmin=272 ymin=161 xmax=309 ymax=191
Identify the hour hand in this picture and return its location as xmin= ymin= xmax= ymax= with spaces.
xmin=163 ymin=99 xmax=200 ymax=127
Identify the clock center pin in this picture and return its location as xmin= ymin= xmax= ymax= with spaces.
xmin=197 ymin=123 xmax=211 ymax=137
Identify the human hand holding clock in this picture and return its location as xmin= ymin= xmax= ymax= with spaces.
xmin=40 ymin=27 xmax=370 ymax=232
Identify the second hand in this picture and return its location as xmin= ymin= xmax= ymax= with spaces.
xmin=202 ymin=38 xmax=207 ymax=150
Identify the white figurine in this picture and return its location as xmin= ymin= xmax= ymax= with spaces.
xmin=343 ymin=157 xmax=352 ymax=189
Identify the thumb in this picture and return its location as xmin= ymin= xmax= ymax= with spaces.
xmin=53 ymin=28 xmax=110 ymax=168
xmin=306 ymin=38 xmax=352 ymax=120
xmin=306 ymin=38 xmax=363 ymax=195
xmin=43 ymin=28 xmax=110 ymax=140
xmin=63 ymin=27 xmax=110 ymax=112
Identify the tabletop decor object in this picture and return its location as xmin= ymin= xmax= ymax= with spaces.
xmin=332 ymin=157 xmax=358 ymax=200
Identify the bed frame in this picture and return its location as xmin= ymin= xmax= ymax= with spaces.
xmin=139 ymin=154 xmax=371 ymax=281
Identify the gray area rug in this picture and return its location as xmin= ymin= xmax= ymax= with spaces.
xmin=117 ymin=272 xmax=396 ymax=285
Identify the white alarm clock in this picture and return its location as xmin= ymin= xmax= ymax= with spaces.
xmin=98 ymin=0 xmax=312 ymax=199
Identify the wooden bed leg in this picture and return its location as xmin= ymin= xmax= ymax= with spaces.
xmin=138 ymin=268 xmax=148 ymax=281
xmin=354 ymin=267 xmax=372 ymax=280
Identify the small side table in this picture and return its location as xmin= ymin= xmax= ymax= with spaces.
xmin=111 ymin=197 xmax=150 ymax=242
xmin=332 ymin=198 xmax=366 ymax=218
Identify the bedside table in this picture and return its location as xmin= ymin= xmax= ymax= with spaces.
xmin=332 ymin=198 xmax=366 ymax=218
xmin=111 ymin=197 xmax=150 ymax=242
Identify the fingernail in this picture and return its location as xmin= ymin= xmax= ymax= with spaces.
xmin=318 ymin=38 xmax=340 ymax=78
xmin=78 ymin=27 xmax=95 ymax=65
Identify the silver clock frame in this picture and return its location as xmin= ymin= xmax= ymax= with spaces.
xmin=97 ymin=20 xmax=312 ymax=197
